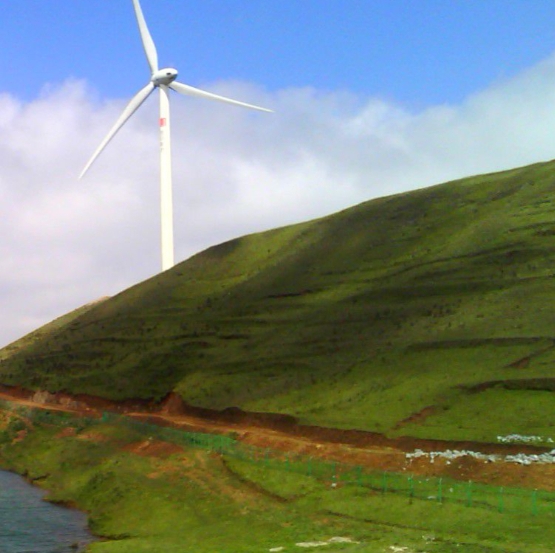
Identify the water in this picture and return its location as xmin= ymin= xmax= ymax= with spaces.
xmin=0 ymin=470 xmax=95 ymax=552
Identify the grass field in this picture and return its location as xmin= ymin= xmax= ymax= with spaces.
xmin=2 ymin=160 xmax=555 ymax=441
xmin=1 ymin=408 xmax=554 ymax=553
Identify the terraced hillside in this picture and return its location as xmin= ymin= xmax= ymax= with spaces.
xmin=3 ymin=160 xmax=555 ymax=442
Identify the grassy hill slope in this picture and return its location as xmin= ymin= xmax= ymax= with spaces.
xmin=0 ymin=297 xmax=109 ymax=363
xmin=3 ymin=160 xmax=555 ymax=441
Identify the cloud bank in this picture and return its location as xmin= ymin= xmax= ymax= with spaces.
xmin=2 ymin=54 xmax=555 ymax=347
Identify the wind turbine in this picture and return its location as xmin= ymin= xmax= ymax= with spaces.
xmin=80 ymin=0 xmax=272 ymax=271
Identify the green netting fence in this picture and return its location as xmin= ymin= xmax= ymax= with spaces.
xmin=241 ymin=449 xmax=555 ymax=516
xmin=1 ymin=399 xmax=553 ymax=517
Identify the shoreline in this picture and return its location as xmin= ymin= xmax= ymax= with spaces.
xmin=0 ymin=467 xmax=97 ymax=552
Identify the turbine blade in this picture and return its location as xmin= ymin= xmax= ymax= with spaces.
xmin=170 ymin=81 xmax=273 ymax=113
xmin=79 ymin=83 xmax=155 ymax=179
xmin=132 ymin=0 xmax=158 ymax=74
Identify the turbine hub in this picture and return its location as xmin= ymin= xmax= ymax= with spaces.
xmin=151 ymin=68 xmax=178 ymax=86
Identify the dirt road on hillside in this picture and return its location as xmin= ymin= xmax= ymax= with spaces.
xmin=0 ymin=385 xmax=554 ymax=491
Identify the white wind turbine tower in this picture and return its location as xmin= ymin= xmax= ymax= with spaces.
xmin=80 ymin=0 xmax=272 ymax=271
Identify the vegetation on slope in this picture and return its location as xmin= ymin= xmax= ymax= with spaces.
xmin=0 ymin=297 xmax=108 ymax=363
xmin=3 ymin=160 xmax=555 ymax=440
xmin=1 ymin=408 xmax=553 ymax=553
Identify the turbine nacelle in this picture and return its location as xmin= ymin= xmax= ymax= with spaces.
xmin=151 ymin=68 xmax=178 ymax=86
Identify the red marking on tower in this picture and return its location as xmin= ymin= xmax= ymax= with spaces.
xmin=159 ymin=117 xmax=167 ymax=127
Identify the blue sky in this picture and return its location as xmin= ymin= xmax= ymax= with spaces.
xmin=2 ymin=1 xmax=555 ymax=106
xmin=3 ymin=0 xmax=555 ymax=348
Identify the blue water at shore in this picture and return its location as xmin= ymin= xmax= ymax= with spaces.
xmin=0 ymin=470 xmax=95 ymax=552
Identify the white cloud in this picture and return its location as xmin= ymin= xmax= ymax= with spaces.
xmin=2 ymin=54 xmax=555 ymax=347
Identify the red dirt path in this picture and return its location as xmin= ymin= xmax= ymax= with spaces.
xmin=0 ymin=385 xmax=554 ymax=491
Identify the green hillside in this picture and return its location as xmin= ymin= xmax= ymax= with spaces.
xmin=0 ymin=297 xmax=108 ymax=362
xmin=3 ymin=160 xmax=555 ymax=442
